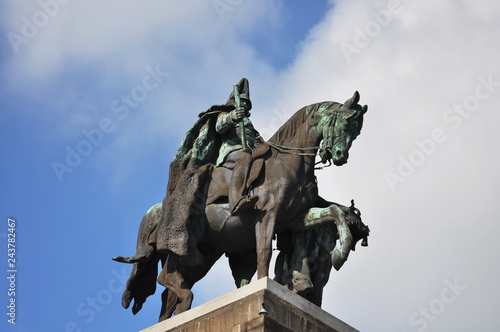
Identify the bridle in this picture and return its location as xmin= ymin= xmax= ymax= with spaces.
xmin=266 ymin=110 xmax=348 ymax=170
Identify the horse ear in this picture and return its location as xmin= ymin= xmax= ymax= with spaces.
xmin=343 ymin=91 xmax=360 ymax=109
xmin=362 ymin=104 xmax=368 ymax=114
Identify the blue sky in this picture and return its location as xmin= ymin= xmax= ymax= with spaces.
xmin=1 ymin=1 xmax=500 ymax=331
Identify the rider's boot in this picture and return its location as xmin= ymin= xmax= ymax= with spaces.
xmin=228 ymin=150 xmax=258 ymax=216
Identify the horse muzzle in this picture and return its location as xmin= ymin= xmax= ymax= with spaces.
xmin=333 ymin=158 xmax=347 ymax=166
xmin=332 ymin=148 xmax=348 ymax=166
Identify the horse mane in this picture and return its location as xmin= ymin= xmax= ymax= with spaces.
xmin=268 ymin=106 xmax=309 ymax=144
xmin=267 ymin=101 xmax=342 ymax=145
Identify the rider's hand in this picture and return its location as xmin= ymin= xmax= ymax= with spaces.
xmin=230 ymin=107 xmax=246 ymax=122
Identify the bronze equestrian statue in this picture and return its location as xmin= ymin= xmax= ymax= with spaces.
xmin=113 ymin=78 xmax=368 ymax=321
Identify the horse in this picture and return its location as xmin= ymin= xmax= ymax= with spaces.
xmin=113 ymin=91 xmax=367 ymax=321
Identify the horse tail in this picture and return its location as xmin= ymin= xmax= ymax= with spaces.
xmin=113 ymin=203 xmax=162 ymax=263
xmin=112 ymin=203 xmax=163 ymax=314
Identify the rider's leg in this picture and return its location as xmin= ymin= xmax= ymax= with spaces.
xmin=229 ymin=150 xmax=258 ymax=215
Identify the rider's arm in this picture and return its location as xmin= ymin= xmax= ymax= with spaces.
xmin=216 ymin=112 xmax=235 ymax=134
xmin=216 ymin=108 xmax=246 ymax=134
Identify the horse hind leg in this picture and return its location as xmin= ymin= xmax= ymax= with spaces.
xmin=158 ymin=288 xmax=179 ymax=321
xmin=157 ymin=253 xmax=193 ymax=321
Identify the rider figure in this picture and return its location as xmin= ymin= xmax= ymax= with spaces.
xmin=216 ymin=78 xmax=261 ymax=215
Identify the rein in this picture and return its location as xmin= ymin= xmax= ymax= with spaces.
xmin=266 ymin=112 xmax=341 ymax=170
xmin=266 ymin=141 xmax=318 ymax=156
xmin=266 ymin=141 xmax=333 ymax=170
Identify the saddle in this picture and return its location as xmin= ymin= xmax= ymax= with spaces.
xmin=206 ymin=142 xmax=270 ymax=205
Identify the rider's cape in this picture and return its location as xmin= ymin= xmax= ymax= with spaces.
xmin=154 ymin=105 xmax=234 ymax=263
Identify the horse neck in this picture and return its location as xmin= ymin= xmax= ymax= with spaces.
xmin=268 ymin=111 xmax=322 ymax=174
xmin=269 ymin=110 xmax=322 ymax=151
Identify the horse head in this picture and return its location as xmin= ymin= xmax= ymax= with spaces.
xmin=318 ymin=91 xmax=368 ymax=166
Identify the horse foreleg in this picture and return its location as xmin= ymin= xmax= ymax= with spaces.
xmin=159 ymin=288 xmax=178 ymax=321
xmin=330 ymin=206 xmax=353 ymax=271
xmin=157 ymin=253 xmax=193 ymax=321
xmin=227 ymin=250 xmax=257 ymax=288
xmin=255 ymin=210 xmax=276 ymax=279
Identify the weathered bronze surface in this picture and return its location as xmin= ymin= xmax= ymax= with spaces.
xmin=113 ymin=79 xmax=369 ymax=322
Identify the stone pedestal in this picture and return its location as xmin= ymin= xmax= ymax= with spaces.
xmin=141 ymin=278 xmax=358 ymax=332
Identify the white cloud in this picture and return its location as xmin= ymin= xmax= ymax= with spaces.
xmin=270 ymin=1 xmax=500 ymax=330
xmin=3 ymin=0 xmax=500 ymax=329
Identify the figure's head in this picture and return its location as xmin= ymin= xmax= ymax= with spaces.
xmin=347 ymin=200 xmax=370 ymax=251
xmin=226 ymin=78 xmax=252 ymax=110
xmin=239 ymin=93 xmax=252 ymax=111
